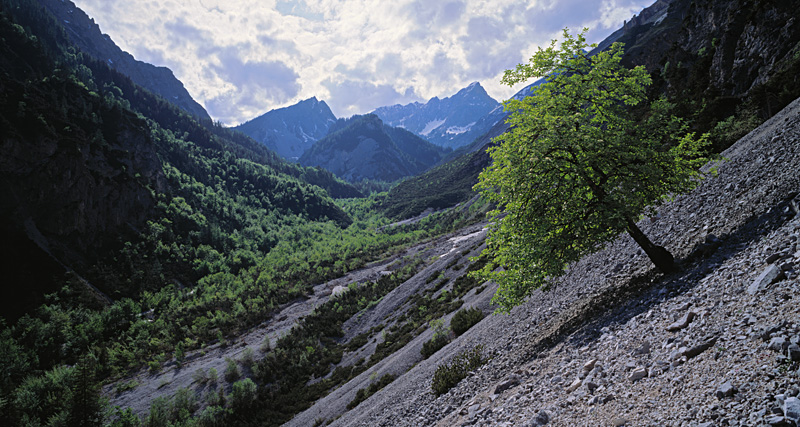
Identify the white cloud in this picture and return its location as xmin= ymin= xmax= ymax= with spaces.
xmin=72 ymin=0 xmax=652 ymax=125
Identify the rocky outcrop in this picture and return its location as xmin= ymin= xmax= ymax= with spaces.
xmin=37 ymin=0 xmax=211 ymax=121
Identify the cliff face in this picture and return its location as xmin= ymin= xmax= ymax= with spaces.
xmin=37 ymin=0 xmax=211 ymax=121
xmin=617 ymin=0 xmax=800 ymax=132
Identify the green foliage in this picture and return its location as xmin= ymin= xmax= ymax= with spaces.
xmin=420 ymin=318 xmax=451 ymax=359
xmin=229 ymin=378 xmax=257 ymax=410
xmin=224 ymin=358 xmax=240 ymax=382
xmin=431 ymin=345 xmax=486 ymax=396
xmin=475 ymin=29 xmax=710 ymax=310
xmin=346 ymin=373 xmax=396 ymax=410
xmin=450 ymin=307 xmax=484 ymax=336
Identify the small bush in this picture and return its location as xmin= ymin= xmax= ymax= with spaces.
xmin=229 ymin=378 xmax=257 ymax=410
xmin=192 ymin=369 xmax=208 ymax=384
xmin=450 ymin=307 xmax=484 ymax=336
xmin=346 ymin=373 xmax=396 ymax=410
xmin=421 ymin=334 xmax=450 ymax=359
xmin=115 ymin=379 xmax=140 ymax=394
xmin=224 ymin=358 xmax=240 ymax=382
xmin=431 ymin=345 xmax=486 ymax=396
xmin=208 ymin=367 xmax=218 ymax=385
xmin=240 ymin=347 xmax=255 ymax=367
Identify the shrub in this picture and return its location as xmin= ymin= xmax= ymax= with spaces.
xmin=431 ymin=345 xmax=486 ymax=396
xmin=450 ymin=307 xmax=484 ymax=336
xmin=421 ymin=334 xmax=450 ymax=359
xmin=346 ymin=374 xmax=396 ymax=410
xmin=229 ymin=378 xmax=257 ymax=410
xmin=224 ymin=358 xmax=240 ymax=382
xmin=240 ymin=347 xmax=255 ymax=367
xmin=207 ymin=368 xmax=218 ymax=385
xmin=192 ymin=369 xmax=208 ymax=384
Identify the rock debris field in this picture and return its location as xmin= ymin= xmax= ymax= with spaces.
xmin=328 ymin=98 xmax=800 ymax=426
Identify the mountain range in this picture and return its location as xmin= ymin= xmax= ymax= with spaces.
xmin=372 ymin=82 xmax=503 ymax=149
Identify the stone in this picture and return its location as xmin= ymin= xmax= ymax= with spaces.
xmin=634 ymin=340 xmax=651 ymax=355
xmin=583 ymin=359 xmax=598 ymax=371
xmin=667 ymin=311 xmax=696 ymax=332
xmin=788 ymin=343 xmax=800 ymax=362
xmin=716 ymin=381 xmax=736 ymax=399
xmin=494 ymin=375 xmax=521 ymax=394
xmin=684 ymin=335 xmax=719 ymax=359
xmin=566 ymin=378 xmax=582 ymax=393
xmin=748 ymin=264 xmax=783 ymax=294
xmin=770 ymin=337 xmax=789 ymax=353
xmin=767 ymin=253 xmax=782 ymax=264
xmin=611 ymin=417 xmax=629 ymax=426
xmin=550 ymin=375 xmax=563 ymax=385
xmin=528 ymin=410 xmax=549 ymax=426
xmin=784 ymin=397 xmax=800 ymax=425
xmin=766 ymin=415 xmax=787 ymax=426
xmin=629 ymin=367 xmax=647 ymax=382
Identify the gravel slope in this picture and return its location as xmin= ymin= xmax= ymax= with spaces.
xmin=325 ymin=97 xmax=800 ymax=426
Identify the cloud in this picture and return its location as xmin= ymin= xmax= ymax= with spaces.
xmin=72 ymin=0 xmax=654 ymax=125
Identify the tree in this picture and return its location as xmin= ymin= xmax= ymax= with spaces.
xmin=474 ymin=29 xmax=709 ymax=310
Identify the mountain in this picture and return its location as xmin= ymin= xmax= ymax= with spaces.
xmin=298 ymin=114 xmax=449 ymax=183
xmin=37 ymin=0 xmax=211 ymax=121
xmin=373 ymin=82 xmax=503 ymax=149
xmin=234 ymin=97 xmax=336 ymax=161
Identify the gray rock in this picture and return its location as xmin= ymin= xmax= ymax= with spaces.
xmin=684 ymin=335 xmax=719 ymax=359
xmin=528 ymin=410 xmax=549 ymax=426
xmin=788 ymin=343 xmax=800 ymax=362
xmin=748 ymin=264 xmax=783 ymax=294
xmin=667 ymin=311 xmax=696 ymax=332
xmin=494 ymin=375 xmax=521 ymax=394
xmin=767 ymin=253 xmax=782 ymax=264
xmin=629 ymin=367 xmax=648 ymax=382
xmin=766 ymin=415 xmax=787 ymax=426
xmin=770 ymin=337 xmax=789 ymax=353
xmin=634 ymin=340 xmax=651 ymax=355
xmin=611 ymin=417 xmax=629 ymax=426
xmin=716 ymin=381 xmax=737 ymax=399
xmin=784 ymin=397 xmax=800 ymax=425
xmin=566 ymin=378 xmax=582 ymax=392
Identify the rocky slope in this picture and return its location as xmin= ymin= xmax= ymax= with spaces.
xmin=234 ymin=97 xmax=337 ymax=161
xmin=317 ymin=96 xmax=800 ymax=426
xmin=37 ymin=0 xmax=211 ymax=121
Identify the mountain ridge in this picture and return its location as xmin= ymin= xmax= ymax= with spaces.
xmin=373 ymin=82 xmax=503 ymax=149
xmin=298 ymin=114 xmax=449 ymax=183
xmin=37 ymin=0 xmax=212 ymax=121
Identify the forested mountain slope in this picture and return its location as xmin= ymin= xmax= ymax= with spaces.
xmin=299 ymin=114 xmax=449 ymax=183
xmin=37 ymin=0 xmax=211 ymax=121
xmin=0 ymin=0 xmax=355 ymax=320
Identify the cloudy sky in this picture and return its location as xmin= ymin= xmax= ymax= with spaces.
xmin=72 ymin=0 xmax=654 ymax=126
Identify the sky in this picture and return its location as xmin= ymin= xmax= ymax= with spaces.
xmin=72 ymin=0 xmax=654 ymax=126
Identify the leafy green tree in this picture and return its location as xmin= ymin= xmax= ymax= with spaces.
xmin=475 ymin=29 xmax=709 ymax=310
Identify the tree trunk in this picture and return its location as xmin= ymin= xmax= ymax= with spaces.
xmin=625 ymin=217 xmax=677 ymax=273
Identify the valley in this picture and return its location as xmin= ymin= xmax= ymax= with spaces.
xmin=1 ymin=0 xmax=800 ymax=426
